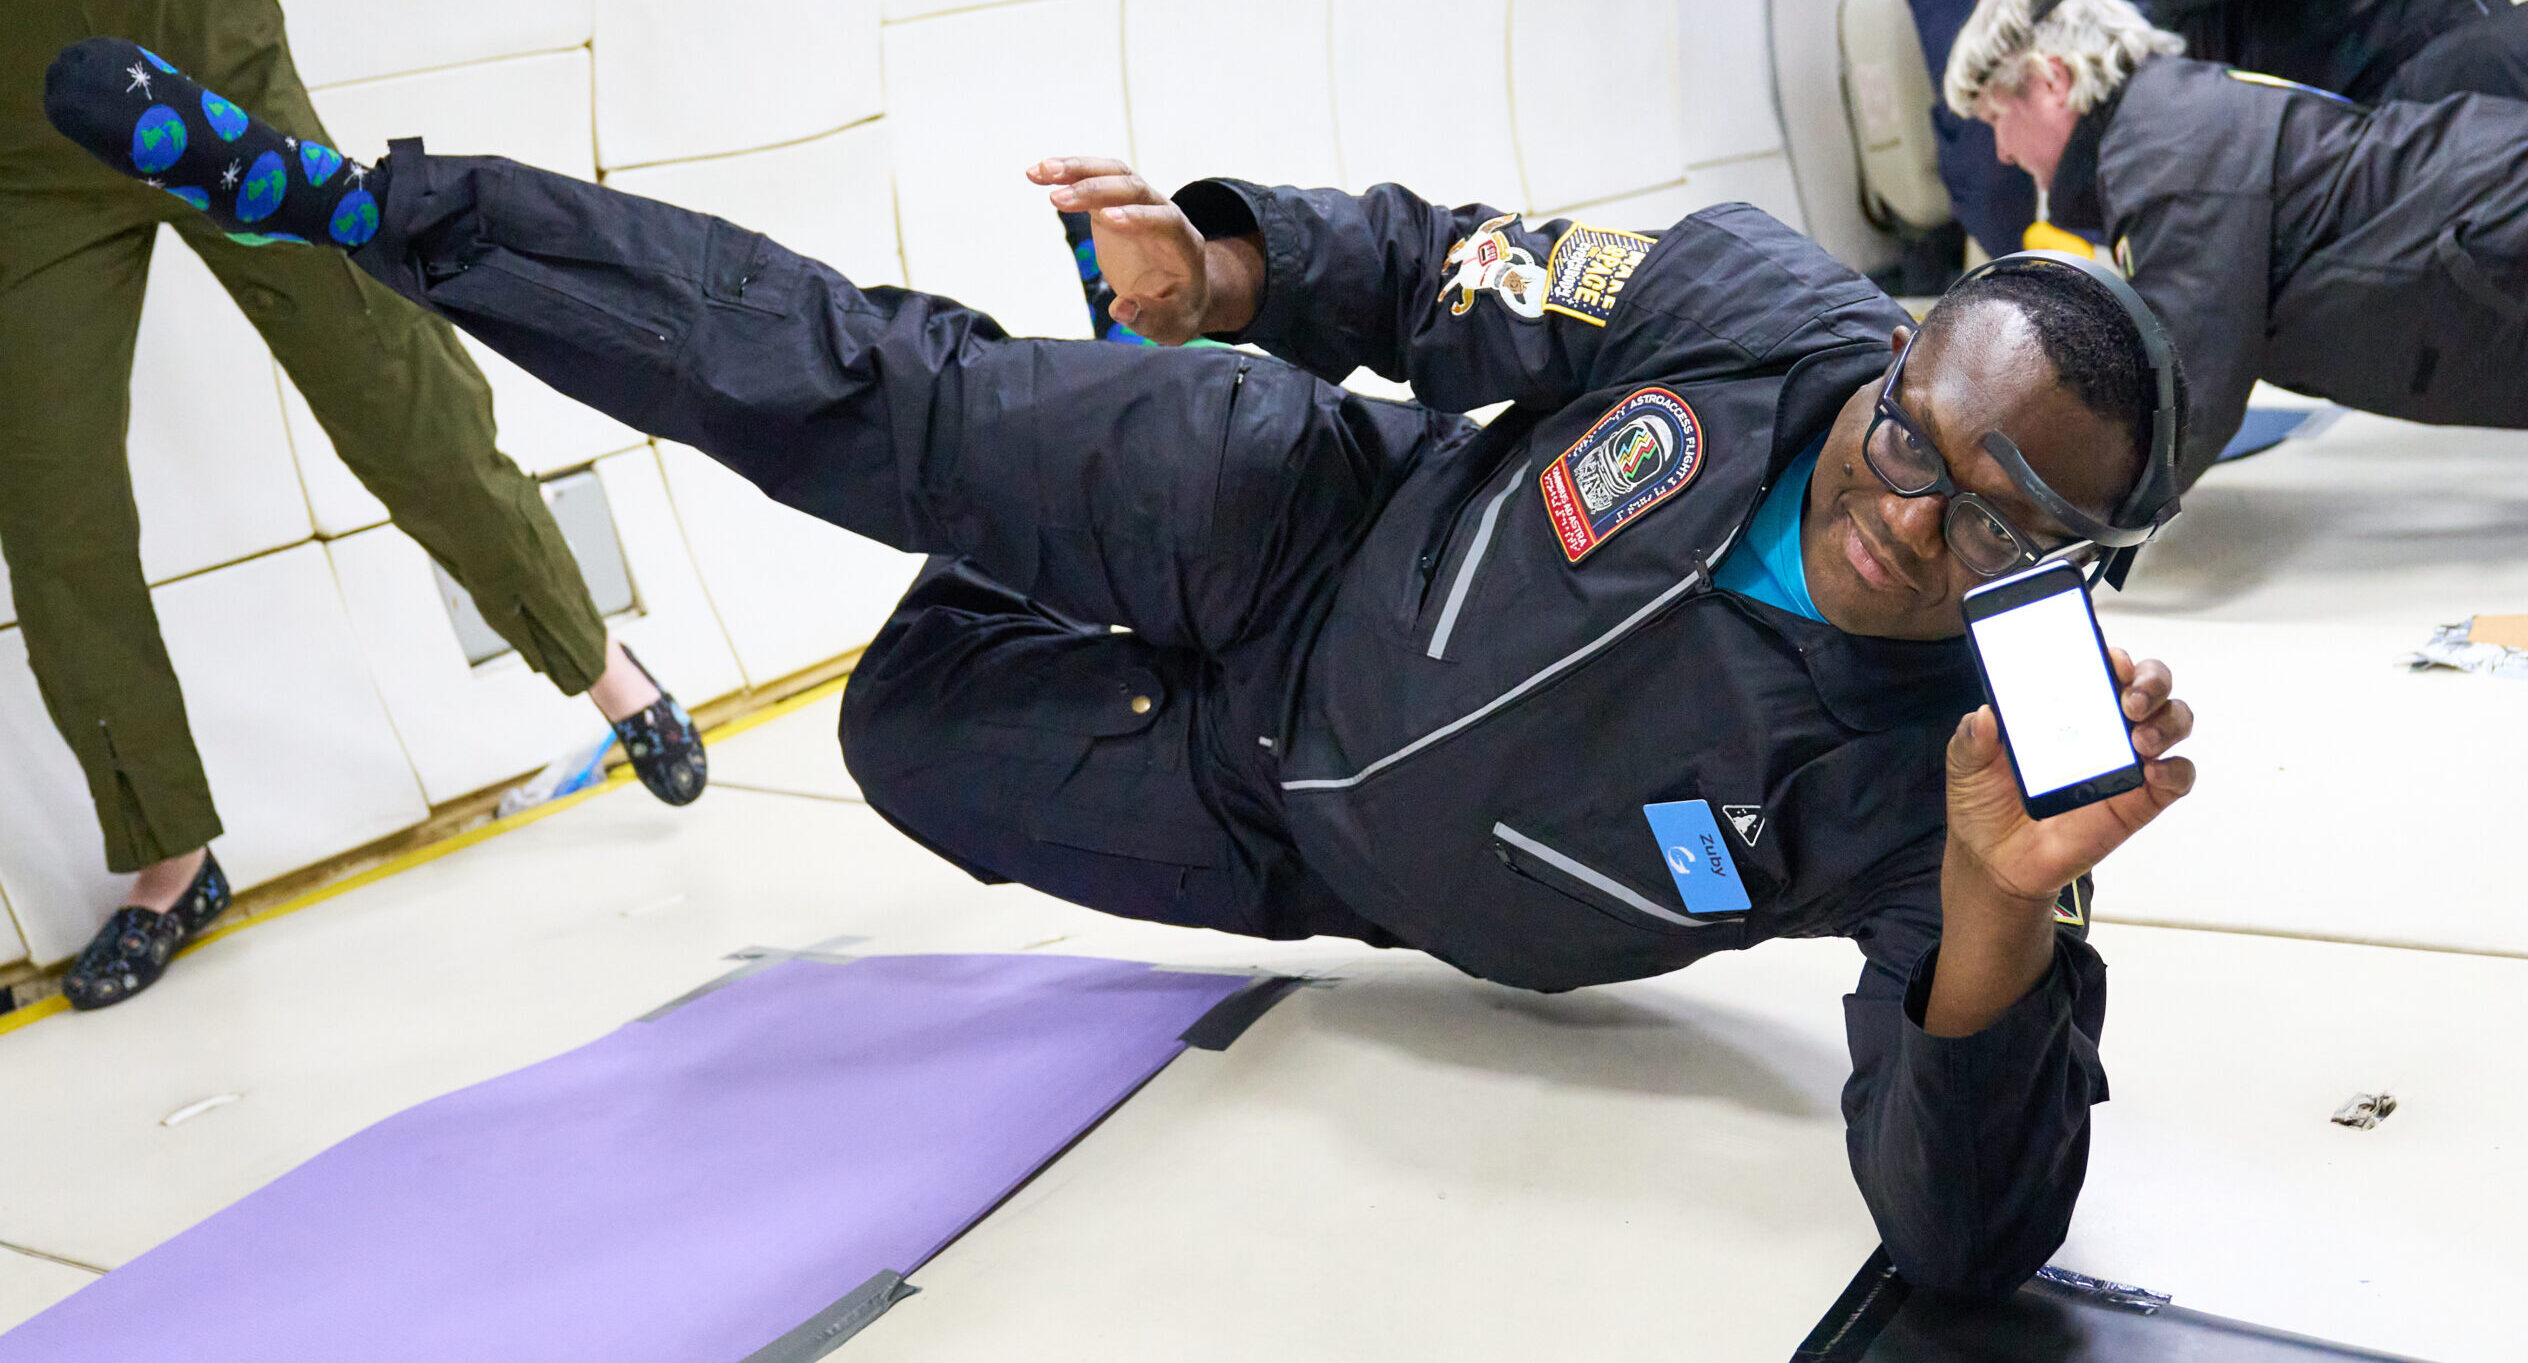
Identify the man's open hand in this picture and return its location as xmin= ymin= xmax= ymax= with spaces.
xmin=1923 ymin=647 xmax=2194 ymax=1036
xmin=1944 ymin=647 xmax=2196 ymax=902
xmin=1029 ymin=157 xmax=1217 ymax=344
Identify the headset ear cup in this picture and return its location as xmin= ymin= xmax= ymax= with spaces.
xmin=1946 ymin=248 xmax=2182 ymax=542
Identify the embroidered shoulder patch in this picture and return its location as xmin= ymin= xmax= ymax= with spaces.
xmin=1539 ymin=388 xmax=1704 ymax=563
xmin=1542 ymin=224 xmax=1656 ymax=325
xmin=1440 ymin=213 xmax=1547 ymax=320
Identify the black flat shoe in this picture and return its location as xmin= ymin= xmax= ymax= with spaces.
xmin=610 ymin=647 xmax=706 ymax=806
xmin=61 ymin=850 xmax=229 ymax=1011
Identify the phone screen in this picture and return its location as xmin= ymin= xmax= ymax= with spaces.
xmin=1967 ymin=582 xmax=2137 ymax=800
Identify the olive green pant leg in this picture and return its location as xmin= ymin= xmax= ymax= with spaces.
xmin=166 ymin=31 xmax=610 ymax=696
xmin=177 ymin=218 xmax=612 ymax=697
xmin=0 ymin=191 xmax=225 ymax=873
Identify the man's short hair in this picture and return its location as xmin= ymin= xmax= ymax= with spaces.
xmin=1921 ymin=264 xmax=2189 ymax=508
xmin=1943 ymin=0 xmax=2185 ymax=118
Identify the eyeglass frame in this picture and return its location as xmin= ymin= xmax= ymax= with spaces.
xmin=1861 ymin=327 xmax=2101 ymax=579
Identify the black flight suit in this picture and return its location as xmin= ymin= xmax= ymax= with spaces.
xmin=350 ymin=143 xmax=2111 ymax=1297
xmin=2054 ymin=55 xmax=2528 ymax=488
xmin=2147 ymin=0 xmax=2498 ymax=103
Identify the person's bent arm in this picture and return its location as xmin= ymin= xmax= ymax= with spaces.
xmin=1842 ymin=649 xmax=2194 ymax=1295
xmin=1030 ymin=156 xmax=1626 ymax=411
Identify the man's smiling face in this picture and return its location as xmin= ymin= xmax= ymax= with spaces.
xmin=1803 ymin=302 xmax=2139 ymax=641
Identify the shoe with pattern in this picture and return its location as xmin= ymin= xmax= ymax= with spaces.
xmin=60 ymin=850 xmax=230 ymax=1011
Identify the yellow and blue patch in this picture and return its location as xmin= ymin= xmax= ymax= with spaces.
xmin=1543 ymin=224 xmax=1655 ymax=326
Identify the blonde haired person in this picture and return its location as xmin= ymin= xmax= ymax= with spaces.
xmin=1947 ymin=0 xmax=2528 ymax=489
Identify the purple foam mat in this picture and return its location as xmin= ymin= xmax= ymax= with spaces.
xmin=0 ymin=954 xmax=1252 ymax=1363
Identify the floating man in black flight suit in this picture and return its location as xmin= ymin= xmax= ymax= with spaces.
xmin=1955 ymin=0 xmax=2528 ymax=488
xmin=43 ymin=38 xmax=2201 ymax=1296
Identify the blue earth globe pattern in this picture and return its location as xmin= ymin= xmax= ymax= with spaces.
xmin=137 ymin=47 xmax=177 ymax=74
xmin=330 ymin=190 xmax=380 ymax=247
xmin=236 ymin=150 xmax=287 ymax=223
xmin=200 ymin=91 xmax=249 ymax=142
xmin=300 ymin=143 xmax=344 ymax=188
xmin=130 ymin=105 xmax=185 ymax=174
xmin=165 ymin=185 xmax=209 ymax=210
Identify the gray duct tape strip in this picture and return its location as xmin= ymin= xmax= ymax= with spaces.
xmin=634 ymin=937 xmax=870 ymax=1023
xmin=740 ymin=1270 xmax=918 ymax=1363
xmin=1179 ymin=974 xmax=1306 ymax=1051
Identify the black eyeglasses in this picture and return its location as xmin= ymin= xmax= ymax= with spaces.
xmin=1863 ymin=329 xmax=2091 ymax=578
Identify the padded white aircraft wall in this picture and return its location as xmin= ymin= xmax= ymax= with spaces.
xmin=0 ymin=0 xmax=1876 ymax=968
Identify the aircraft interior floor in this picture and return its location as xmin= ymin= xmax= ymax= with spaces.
xmin=0 ymin=404 xmax=2521 ymax=1362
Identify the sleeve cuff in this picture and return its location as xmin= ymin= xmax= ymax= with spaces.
xmin=1171 ymin=177 xmax=1301 ymax=347
xmin=1897 ymin=932 xmax=2105 ymax=1082
xmin=1172 ymin=178 xmax=1263 ymax=240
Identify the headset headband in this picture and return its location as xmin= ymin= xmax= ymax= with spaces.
xmin=1944 ymin=247 xmax=2182 ymax=588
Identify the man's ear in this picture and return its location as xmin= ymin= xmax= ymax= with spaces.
xmin=1889 ymin=324 xmax=1913 ymax=358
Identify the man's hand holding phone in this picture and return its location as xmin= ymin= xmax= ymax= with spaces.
xmin=1928 ymin=646 xmax=2196 ymax=1036
xmin=1947 ymin=646 xmax=2196 ymax=902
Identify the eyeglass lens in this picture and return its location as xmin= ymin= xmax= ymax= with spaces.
xmin=1869 ymin=374 xmax=2035 ymax=577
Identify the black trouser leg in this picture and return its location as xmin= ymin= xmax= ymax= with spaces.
xmin=353 ymin=142 xmax=1455 ymax=654
xmin=351 ymin=144 xmax=1458 ymax=940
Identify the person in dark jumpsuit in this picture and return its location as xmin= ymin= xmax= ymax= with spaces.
xmin=1956 ymin=0 xmax=2528 ymax=487
xmin=40 ymin=38 xmax=2205 ymax=1297
xmin=1919 ymin=0 xmax=2528 ymax=260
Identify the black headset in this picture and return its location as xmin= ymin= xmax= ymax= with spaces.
xmin=1945 ymin=248 xmax=2182 ymax=589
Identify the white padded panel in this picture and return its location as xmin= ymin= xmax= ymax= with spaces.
xmin=1125 ymin=0 xmax=1341 ymax=195
xmin=307 ymin=51 xmax=648 ymax=474
xmin=1677 ymin=152 xmax=1809 ymax=233
xmin=0 ymin=888 xmax=25 ymax=969
xmin=1331 ymin=0 xmax=1526 ymax=211
xmin=2090 ymin=416 xmax=2528 ymax=954
xmin=330 ymin=447 xmax=743 ymax=805
xmin=125 ymin=229 xmax=315 ymax=586
xmin=1767 ymin=0 xmax=1899 ymax=274
xmin=655 ymin=443 xmax=921 ymax=687
xmin=281 ymin=0 xmax=593 ymax=90
xmin=0 ymin=547 xmax=429 ymax=966
xmin=0 ymin=1250 xmax=92 ymax=1334
xmin=602 ymin=122 xmax=905 ymax=288
xmin=1537 ymin=180 xmax=1694 ymax=227
xmin=592 ymin=0 xmax=881 ymax=170
xmin=883 ymin=0 xmax=1028 ymax=17
xmin=0 ymin=536 xmax=14 ymax=629
xmin=1679 ymin=0 xmax=1786 ymax=166
xmin=0 ymin=630 xmax=119 ymax=965
xmin=275 ymin=363 xmax=390 ymax=537
xmin=883 ymin=0 xmax=1130 ymax=341
xmin=1508 ymin=0 xmax=1688 ymax=216
xmin=2065 ymin=924 xmax=2528 ymax=1363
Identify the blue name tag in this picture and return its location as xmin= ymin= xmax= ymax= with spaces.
xmin=1641 ymin=799 xmax=1752 ymax=917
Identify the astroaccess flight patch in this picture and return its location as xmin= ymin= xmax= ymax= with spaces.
xmin=1539 ymin=387 xmax=1704 ymax=563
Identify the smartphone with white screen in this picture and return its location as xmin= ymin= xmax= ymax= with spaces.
xmin=1961 ymin=561 xmax=2144 ymax=820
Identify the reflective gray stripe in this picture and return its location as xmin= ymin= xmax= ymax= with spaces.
xmin=1427 ymin=461 xmax=1533 ymax=660
xmin=1490 ymin=823 xmax=1709 ymax=927
xmin=1282 ymin=529 xmax=1736 ymax=793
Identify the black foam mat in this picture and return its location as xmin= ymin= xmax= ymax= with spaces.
xmin=1794 ymin=1249 xmax=2430 ymax=1362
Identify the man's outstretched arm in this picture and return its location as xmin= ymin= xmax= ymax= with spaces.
xmin=1842 ymin=649 xmax=2195 ymax=1295
xmin=1030 ymin=156 xmax=1627 ymax=412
